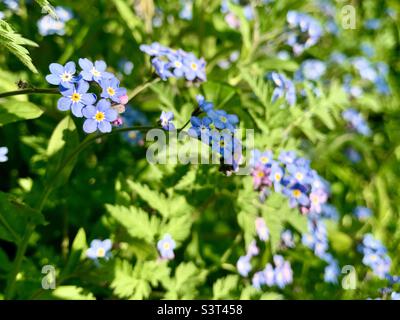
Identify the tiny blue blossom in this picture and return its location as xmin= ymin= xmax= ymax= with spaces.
xmin=82 ymin=99 xmax=118 ymax=133
xmin=79 ymin=58 xmax=114 ymax=83
xmin=57 ymin=80 xmax=96 ymax=117
xmin=86 ymin=239 xmax=112 ymax=261
xmin=160 ymin=111 xmax=175 ymax=131
xmin=354 ymin=206 xmax=372 ymax=221
xmin=237 ymin=255 xmax=252 ymax=277
xmin=100 ymin=77 xmax=127 ymax=103
xmin=46 ymin=61 xmax=77 ymax=89
xmin=0 ymin=147 xmax=8 ymax=163
xmin=157 ymin=234 xmax=176 ymax=260
xmin=269 ymin=72 xmax=296 ymax=106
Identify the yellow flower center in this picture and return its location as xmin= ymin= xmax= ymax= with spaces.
xmin=295 ymin=173 xmax=303 ymax=180
xmin=292 ymin=189 xmax=301 ymax=198
xmin=174 ymin=61 xmax=182 ymax=68
xmin=96 ymin=248 xmax=105 ymax=258
xmin=311 ymin=195 xmax=319 ymax=203
xmin=95 ymin=111 xmax=105 ymax=122
xmin=163 ymin=242 xmax=170 ymax=250
xmin=71 ymin=93 xmax=81 ymax=102
xmin=257 ymin=171 xmax=264 ymax=178
xmin=261 ymin=156 xmax=269 ymax=164
xmin=91 ymin=67 xmax=101 ymax=77
xmin=191 ymin=63 xmax=198 ymax=71
xmin=275 ymin=173 xmax=281 ymax=181
xmin=107 ymin=87 xmax=116 ymax=96
xmin=61 ymin=72 xmax=72 ymax=82
xmin=220 ymin=116 xmax=227 ymax=123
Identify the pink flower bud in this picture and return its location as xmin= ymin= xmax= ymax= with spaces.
xmin=119 ymin=94 xmax=129 ymax=105
xmin=112 ymin=117 xmax=123 ymax=126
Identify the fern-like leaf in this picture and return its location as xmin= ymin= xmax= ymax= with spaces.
xmin=35 ymin=0 xmax=58 ymax=19
xmin=0 ymin=20 xmax=38 ymax=73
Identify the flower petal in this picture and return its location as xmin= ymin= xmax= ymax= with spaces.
xmin=57 ymin=97 xmax=71 ymax=111
xmin=71 ymin=102 xmax=84 ymax=117
xmin=78 ymin=58 xmax=93 ymax=71
xmin=64 ymin=61 xmax=76 ymax=74
xmin=83 ymin=119 xmax=97 ymax=133
xmin=82 ymin=105 xmax=97 ymax=119
xmin=104 ymin=109 xmax=118 ymax=122
xmin=98 ymin=121 xmax=112 ymax=133
xmin=49 ymin=63 xmax=64 ymax=75
xmin=97 ymin=99 xmax=111 ymax=112
xmin=94 ymin=60 xmax=107 ymax=72
xmin=81 ymin=93 xmax=96 ymax=105
xmin=45 ymin=74 xmax=61 ymax=85
xmin=77 ymin=80 xmax=89 ymax=94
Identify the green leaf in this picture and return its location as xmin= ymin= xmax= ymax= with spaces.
xmin=159 ymin=214 xmax=192 ymax=244
xmin=0 ymin=192 xmax=45 ymax=243
xmin=241 ymin=69 xmax=270 ymax=109
xmin=63 ymin=228 xmax=87 ymax=276
xmin=213 ymin=275 xmax=239 ymax=299
xmin=45 ymin=116 xmax=79 ymax=188
xmin=0 ymin=100 xmax=43 ymax=126
xmin=50 ymin=286 xmax=95 ymax=300
xmin=0 ymin=20 xmax=38 ymax=73
xmin=106 ymin=204 xmax=159 ymax=243
xmin=111 ymin=259 xmax=170 ymax=299
xmin=164 ymin=262 xmax=206 ymax=299
xmin=35 ymin=0 xmax=57 ymax=18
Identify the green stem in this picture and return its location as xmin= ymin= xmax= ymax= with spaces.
xmin=4 ymin=125 xmax=154 ymax=300
xmin=0 ymin=88 xmax=59 ymax=99
xmin=128 ymin=78 xmax=160 ymax=102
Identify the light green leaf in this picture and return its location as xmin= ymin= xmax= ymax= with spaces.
xmin=45 ymin=116 xmax=79 ymax=188
xmin=0 ymin=100 xmax=43 ymax=126
xmin=213 ymin=275 xmax=239 ymax=299
xmin=50 ymin=286 xmax=95 ymax=300
xmin=106 ymin=204 xmax=159 ymax=243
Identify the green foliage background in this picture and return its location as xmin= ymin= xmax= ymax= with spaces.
xmin=0 ymin=0 xmax=400 ymax=300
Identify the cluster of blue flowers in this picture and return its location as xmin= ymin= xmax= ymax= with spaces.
xmin=342 ymin=108 xmax=371 ymax=136
xmin=237 ymin=223 xmax=293 ymax=290
xmin=37 ymin=6 xmax=73 ymax=36
xmin=359 ymin=234 xmax=392 ymax=279
xmin=186 ymin=95 xmax=242 ymax=172
xmin=286 ymin=11 xmax=323 ymax=55
xmin=140 ymin=43 xmax=206 ymax=82
xmin=157 ymin=234 xmax=176 ymax=260
xmin=351 ymin=57 xmax=390 ymax=95
xmin=46 ymin=59 xmax=128 ymax=133
xmin=252 ymin=255 xmax=293 ymax=289
xmin=250 ymin=150 xmax=330 ymax=215
xmin=86 ymin=239 xmax=112 ymax=262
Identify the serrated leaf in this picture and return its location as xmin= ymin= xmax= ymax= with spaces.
xmin=213 ymin=275 xmax=239 ymax=299
xmin=106 ymin=204 xmax=159 ymax=243
xmin=0 ymin=20 xmax=38 ymax=73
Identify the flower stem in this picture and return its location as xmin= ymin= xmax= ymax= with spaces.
xmin=128 ymin=78 xmax=160 ymax=103
xmin=0 ymin=88 xmax=60 ymax=99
